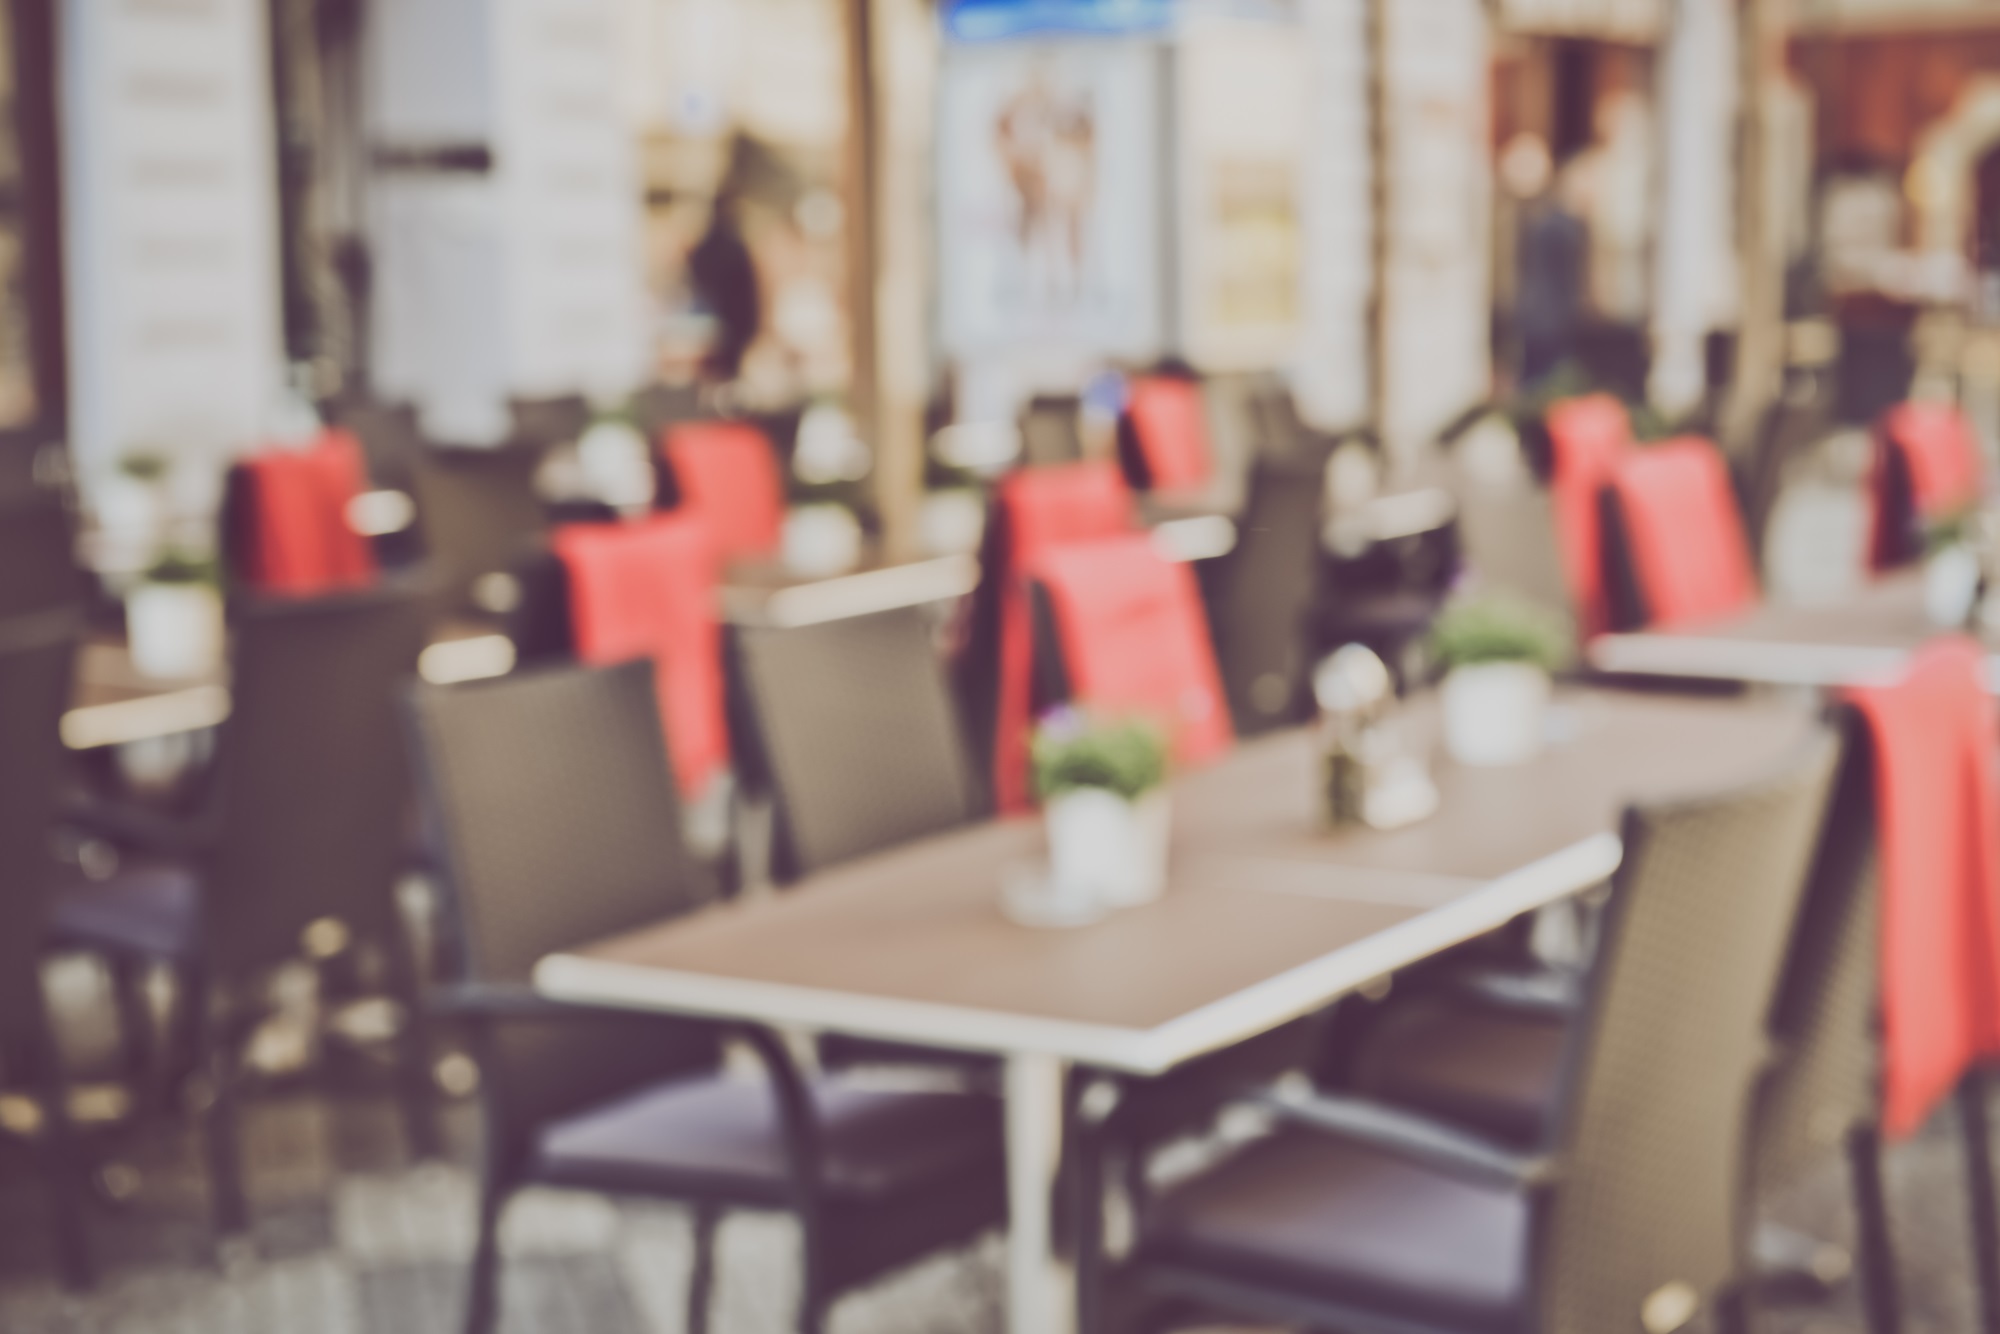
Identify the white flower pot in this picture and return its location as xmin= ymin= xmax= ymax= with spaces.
xmin=783 ymin=503 xmax=864 ymax=578
xmin=1441 ymin=662 xmax=1550 ymax=768
xmin=126 ymin=582 xmax=223 ymax=681
xmin=1925 ymin=544 xmax=1982 ymax=628
xmin=1046 ymin=787 xmax=1172 ymax=911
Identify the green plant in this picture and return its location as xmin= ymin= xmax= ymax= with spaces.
xmin=143 ymin=549 xmax=218 ymax=586
xmin=1430 ymin=594 xmax=1571 ymax=673
xmin=1926 ymin=506 xmax=1981 ymax=557
xmin=117 ymin=451 xmax=172 ymax=484
xmin=1032 ymin=710 xmax=1169 ymax=801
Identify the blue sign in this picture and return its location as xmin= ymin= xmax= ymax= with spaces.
xmin=942 ymin=0 xmax=1176 ymax=41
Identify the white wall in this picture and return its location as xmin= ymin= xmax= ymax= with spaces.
xmin=1295 ymin=0 xmax=1371 ymax=432
xmin=60 ymin=0 xmax=286 ymax=500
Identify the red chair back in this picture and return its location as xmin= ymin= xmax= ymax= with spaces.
xmin=1125 ymin=376 xmax=1214 ymax=492
xmin=1604 ymin=437 xmax=1758 ymax=629
xmin=1032 ymin=533 xmax=1232 ymax=766
xmin=662 ymin=421 xmax=785 ymax=561
xmin=1845 ymin=637 xmax=2000 ymax=1138
xmin=1545 ymin=394 xmax=1632 ymax=636
xmin=990 ymin=461 xmax=1137 ymax=812
xmin=552 ymin=514 xmax=730 ymax=797
xmin=231 ymin=430 xmax=379 ymax=596
xmin=1871 ymin=403 xmax=1985 ymax=570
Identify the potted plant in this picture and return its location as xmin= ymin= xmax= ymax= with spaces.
xmin=1924 ymin=507 xmax=1983 ymax=629
xmin=1430 ymin=594 xmax=1570 ymax=767
xmin=127 ymin=548 xmax=223 ymax=681
xmin=1032 ymin=710 xmax=1171 ymax=910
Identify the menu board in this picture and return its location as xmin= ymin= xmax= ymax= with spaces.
xmin=60 ymin=0 xmax=285 ymax=493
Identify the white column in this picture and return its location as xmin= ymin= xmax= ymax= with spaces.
xmin=1649 ymin=0 xmax=1739 ymax=418
xmin=59 ymin=0 xmax=286 ymax=502
xmin=1295 ymin=0 xmax=1372 ymax=433
xmin=1379 ymin=0 xmax=1492 ymax=466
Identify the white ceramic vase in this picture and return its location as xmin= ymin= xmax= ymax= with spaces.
xmin=1925 ymin=544 xmax=1982 ymax=628
xmin=126 ymin=582 xmax=224 ymax=681
xmin=1441 ymin=661 xmax=1550 ymax=768
xmin=1046 ymin=787 xmax=1172 ymax=911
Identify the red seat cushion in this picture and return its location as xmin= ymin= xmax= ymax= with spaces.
xmin=1032 ymin=533 xmax=1232 ymax=765
xmin=1872 ymin=403 xmax=1986 ymax=571
xmin=1545 ymin=394 xmax=1632 ymax=636
xmin=1846 ymin=637 xmax=2000 ymax=1139
xmin=662 ymin=421 xmax=785 ymax=561
xmin=990 ymin=462 xmax=1136 ymax=812
xmin=1125 ymin=376 xmax=1214 ymax=492
xmin=1605 ymin=437 xmax=1758 ymax=629
xmin=553 ymin=514 xmax=729 ymax=796
xmin=233 ymin=430 xmax=379 ymax=596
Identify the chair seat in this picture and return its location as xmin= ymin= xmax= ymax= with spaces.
xmin=534 ymin=1072 xmax=1004 ymax=1204
xmin=48 ymin=862 xmax=202 ymax=961
xmin=1351 ymin=996 xmax=1565 ymax=1149
xmin=1144 ymin=1127 xmax=1531 ymax=1334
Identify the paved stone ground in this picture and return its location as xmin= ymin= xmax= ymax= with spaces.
xmin=2 ymin=447 xmax=1982 ymax=1334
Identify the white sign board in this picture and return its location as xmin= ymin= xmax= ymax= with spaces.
xmin=60 ymin=0 xmax=286 ymax=494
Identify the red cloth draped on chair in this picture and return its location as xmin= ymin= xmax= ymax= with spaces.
xmin=991 ymin=461 xmax=1136 ymax=813
xmin=1604 ymin=437 xmax=1758 ymax=629
xmin=553 ymin=514 xmax=730 ymax=797
xmin=1125 ymin=376 xmax=1214 ymax=492
xmin=1872 ymin=403 xmax=1986 ymax=571
xmin=231 ymin=431 xmax=379 ymax=596
xmin=1031 ymin=533 xmax=1232 ymax=766
xmin=1545 ymin=394 xmax=1632 ymax=637
xmin=662 ymin=421 xmax=785 ymax=561
xmin=1845 ymin=637 xmax=2000 ymax=1138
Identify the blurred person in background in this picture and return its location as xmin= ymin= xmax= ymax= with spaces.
xmin=689 ymin=138 xmax=765 ymax=384
xmin=1505 ymin=132 xmax=1587 ymax=388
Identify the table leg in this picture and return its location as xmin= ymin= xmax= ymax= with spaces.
xmin=1004 ymin=1051 xmax=1074 ymax=1334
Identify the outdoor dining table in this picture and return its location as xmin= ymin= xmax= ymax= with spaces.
xmin=534 ymin=687 xmax=1817 ymax=1334
xmin=1587 ymin=569 xmax=2000 ymax=691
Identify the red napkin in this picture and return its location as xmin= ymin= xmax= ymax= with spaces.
xmin=1126 ymin=376 xmax=1215 ymax=492
xmin=663 ymin=421 xmax=785 ymax=561
xmin=1605 ymin=436 xmax=1758 ymax=629
xmin=992 ymin=461 xmax=1136 ymax=813
xmin=235 ymin=430 xmax=378 ymax=596
xmin=553 ymin=514 xmax=729 ymax=797
xmin=1845 ymin=637 xmax=2000 ymax=1139
xmin=1545 ymin=394 xmax=1633 ymax=637
xmin=1872 ymin=403 xmax=1986 ymax=570
xmin=1032 ymin=533 xmax=1233 ymax=767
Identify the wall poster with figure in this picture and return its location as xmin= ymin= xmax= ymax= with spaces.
xmin=937 ymin=37 xmax=1165 ymax=360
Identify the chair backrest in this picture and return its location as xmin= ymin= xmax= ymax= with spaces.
xmin=1601 ymin=437 xmax=1759 ymax=631
xmin=969 ymin=460 xmax=1136 ymax=813
xmin=0 ymin=493 xmax=86 ymax=619
xmin=1207 ymin=454 xmax=1325 ymax=734
xmin=223 ymin=431 xmax=379 ymax=597
xmin=203 ymin=586 xmax=431 ymax=979
xmin=411 ymin=444 xmax=549 ymax=610
xmin=1539 ymin=725 xmax=1840 ymax=1334
xmin=1122 ymin=375 xmax=1214 ymax=492
xmin=508 ymin=394 xmax=591 ymax=450
xmin=550 ymin=514 xmax=729 ymax=798
xmin=332 ymin=398 xmax=423 ymax=493
xmin=731 ymin=606 xmax=976 ymax=879
xmin=1844 ymin=636 xmax=2000 ymax=1138
xmin=0 ymin=610 xmax=79 ymax=1071
xmin=1020 ymin=395 xmax=1084 ymax=467
xmin=404 ymin=660 xmax=719 ymax=1159
xmin=660 ymin=420 xmax=785 ymax=561
xmin=1030 ymin=533 xmax=1234 ymax=766
xmin=1871 ymin=402 xmax=1985 ymax=570
xmin=1544 ymin=394 xmax=1632 ymax=637
xmin=1752 ymin=705 xmax=1880 ymax=1191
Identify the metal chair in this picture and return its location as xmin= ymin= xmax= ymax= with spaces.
xmin=506 ymin=393 xmax=591 ymax=450
xmin=1078 ymin=726 xmax=1841 ymax=1334
xmin=0 ymin=479 xmax=88 ymax=620
xmin=729 ymin=605 xmax=978 ymax=882
xmin=54 ymin=586 xmax=440 ymax=1234
xmin=410 ymin=444 xmax=550 ymax=614
xmin=1204 ymin=454 xmax=1327 ymax=734
xmin=0 ymin=609 xmax=95 ymax=1288
xmin=404 ymin=659 xmax=1007 ymax=1334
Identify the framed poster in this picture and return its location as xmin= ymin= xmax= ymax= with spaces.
xmin=937 ymin=38 xmax=1165 ymax=360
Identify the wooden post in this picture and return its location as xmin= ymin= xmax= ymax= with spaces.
xmin=1722 ymin=0 xmax=1789 ymax=455
xmin=1364 ymin=0 xmax=1391 ymax=450
xmin=843 ymin=0 xmax=881 ymax=461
